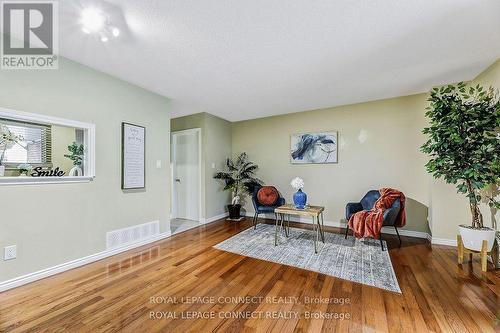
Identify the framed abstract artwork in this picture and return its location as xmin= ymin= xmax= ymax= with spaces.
xmin=290 ymin=132 xmax=338 ymax=164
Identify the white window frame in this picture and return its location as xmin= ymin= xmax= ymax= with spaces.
xmin=0 ymin=107 xmax=95 ymax=185
xmin=0 ymin=119 xmax=53 ymax=169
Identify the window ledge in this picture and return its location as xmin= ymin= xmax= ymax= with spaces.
xmin=0 ymin=176 xmax=94 ymax=186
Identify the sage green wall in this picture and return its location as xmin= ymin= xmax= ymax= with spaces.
xmin=204 ymin=113 xmax=232 ymax=218
xmin=232 ymin=60 xmax=500 ymax=240
xmin=171 ymin=113 xmax=205 ymax=132
xmin=171 ymin=112 xmax=232 ymax=219
xmin=232 ymin=94 xmax=431 ymax=233
xmin=429 ymin=60 xmax=500 ymax=240
xmin=0 ymin=57 xmax=170 ymax=282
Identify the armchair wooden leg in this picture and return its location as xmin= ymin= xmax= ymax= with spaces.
xmin=345 ymin=225 xmax=350 ymax=239
xmin=379 ymin=234 xmax=385 ymax=251
xmin=253 ymin=213 xmax=258 ymax=229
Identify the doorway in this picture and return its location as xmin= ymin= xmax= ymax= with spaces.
xmin=171 ymin=128 xmax=201 ymax=226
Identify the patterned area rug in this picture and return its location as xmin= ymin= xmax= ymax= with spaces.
xmin=214 ymin=224 xmax=401 ymax=293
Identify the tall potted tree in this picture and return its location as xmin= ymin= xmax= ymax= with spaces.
xmin=421 ymin=82 xmax=499 ymax=251
xmin=214 ymin=152 xmax=263 ymax=220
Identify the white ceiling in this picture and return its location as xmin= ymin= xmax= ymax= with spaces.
xmin=58 ymin=0 xmax=500 ymax=121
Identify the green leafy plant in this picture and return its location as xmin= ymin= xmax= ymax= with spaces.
xmin=213 ymin=152 xmax=263 ymax=205
xmin=64 ymin=142 xmax=84 ymax=166
xmin=421 ymin=82 xmax=500 ymax=228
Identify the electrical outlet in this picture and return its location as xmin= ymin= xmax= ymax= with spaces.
xmin=4 ymin=245 xmax=16 ymax=260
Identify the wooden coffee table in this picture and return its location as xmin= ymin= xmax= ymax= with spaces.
xmin=274 ymin=204 xmax=325 ymax=253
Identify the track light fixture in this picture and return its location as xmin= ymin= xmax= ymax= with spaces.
xmin=80 ymin=7 xmax=120 ymax=42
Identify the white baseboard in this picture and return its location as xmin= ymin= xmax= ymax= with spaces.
xmin=245 ymin=212 xmax=345 ymax=227
xmin=380 ymin=226 xmax=430 ymax=239
xmin=0 ymin=231 xmax=172 ymax=293
xmin=1 ymin=213 xmax=229 ymax=292
xmin=1 ymin=213 xmax=458 ymax=293
xmin=431 ymin=237 xmax=457 ymax=246
xmin=200 ymin=212 xmax=229 ymax=224
xmin=245 ymin=212 xmax=439 ymax=241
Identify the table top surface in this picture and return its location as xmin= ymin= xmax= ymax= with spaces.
xmin=275 ymin=204 xmax=324 ymax=215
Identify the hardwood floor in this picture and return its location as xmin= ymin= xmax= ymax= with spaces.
xmin=0 ymin=218 xmax=498 ymax=333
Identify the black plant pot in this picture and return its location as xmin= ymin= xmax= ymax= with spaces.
xmin=227 ymin=204 xmax=242 ymax=220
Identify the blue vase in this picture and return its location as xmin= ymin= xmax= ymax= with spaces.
xmin=293 ymin=189 xmax=307 ymax=209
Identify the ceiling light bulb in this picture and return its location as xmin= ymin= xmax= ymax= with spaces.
xmin=112 ymin=27 xmax=120 ymax=37
xmin=101 ymin=36 xmax=109 ymax=42
xmin=82 ymin=27 xmax=90 ymax=34
xmin=81 ymin=7 xmax=105 ymax=33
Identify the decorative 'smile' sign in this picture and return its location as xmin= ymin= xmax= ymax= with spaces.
xmin=31 ymin=167 xmax=65 ymax=177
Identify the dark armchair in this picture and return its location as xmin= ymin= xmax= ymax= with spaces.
xmin=251 ymin=186 xmax=285 ymax=229
xmin=345 ymin=190 xmax=402 ymax=250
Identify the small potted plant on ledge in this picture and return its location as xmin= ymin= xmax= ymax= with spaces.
xmin=64 ymin=142 xmax=85 ymax=176
xmin=421 ymin=82 xmax=499 ymax=252
xmin=214 ymin=152 xmax=263 ymax=220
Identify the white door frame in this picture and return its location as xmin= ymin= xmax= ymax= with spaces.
xmin=171 ymin=128 xmax=202 ymax=222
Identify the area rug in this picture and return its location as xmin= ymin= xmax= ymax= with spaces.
xmin=214 ymin=224 xmax=401 ymax=293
